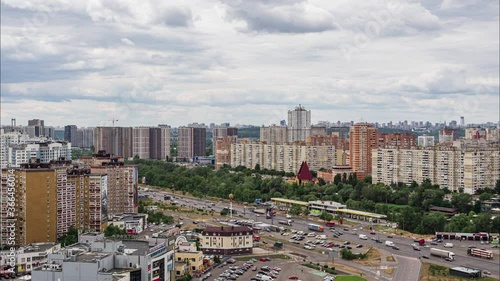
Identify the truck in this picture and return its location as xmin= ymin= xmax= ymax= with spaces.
xmin=278 ymin=220 xmax=292 ymax=226
xmin=359 ymin=234 xmax=368 ymax=240
xmin=269 ymin=225 xmax=284 ymax=232
xmin=467 ymin=248 xmax=493 ymax=259
xmin=430 ymin=248 xmax=455 ymax=260
xmin=385 ymin=241 xmax=395 ymax=247
xmin=326 ymin=221 xmax=336 ymax=227
xmin=308 ymin=224 xmax=324 ymax=232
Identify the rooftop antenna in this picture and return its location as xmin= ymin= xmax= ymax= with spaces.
xmin=111 ymin=119 xmax=119 ymax=127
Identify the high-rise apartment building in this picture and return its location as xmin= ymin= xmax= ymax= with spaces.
xmin=213 ymin=126 xmax=238 ymax=154
xmin=377 ymin=133 xmax=417 ymax=148
xmin=229 ymin=141 xmax=337 ymax=173
xmin=349 ymin=123 xmax=378 ymax=179
xmin=439 ymin=127 xmax=459 ymax=143
xmin=372 ymin=145 xmax=500 ymax=194
xmin=1 ymin=159 xmax=108 ymax=247
xmin=418 ymin=135 xmax=435 ymax=147
xmin=74 ymin=127 xmax=94 ymax=148
xmin=84 ymin=151 xmax=138 ymax=216
xmin=215 ymin=136 xmax=237 ymax=170
xmin=288 ymin=105 xmax=311 ymax=143
xmin=260 ymin=125 xmax=288 ymax=144
xmin=64 ymin=125 xmax=78 ymax=144
xmin=5 ymin=142 xmax=72 ymax=168
xmin=27 ymin=119 xmax=45 ymax=137
xmin=93 ymin=127 xmax=133 ymax=159
xmin=177 ymin=127 xmax=206 ymax=159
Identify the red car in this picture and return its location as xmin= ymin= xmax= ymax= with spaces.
xmin=370 ymin=231 xmax=376 ymax=235
xmin=289 ymin=276 xmax=299 ymax=280
xmin=259 ymin=257 xmax=268 ymax=262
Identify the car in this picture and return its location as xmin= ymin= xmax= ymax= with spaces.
xmin=343 ymin=228 xmax=349 ymax=231
xmin=375 ymin=239 xmax=382 ymax=243
xmin=289 ymin=276 xmax=299 ymax=280
xmin=272 ymin=267 xmax=282 ymax=272
xmin=250 ymin=278 xmax=260 ymax=281
xmin=346 ymin=246 xmax=352 ymax=250
xmin=387 ymin=235 xmax=393 ymax=238
xmin=370 ymin=231 xmax=376 ymax=235
xmin=430 ymin=242 xmax=438 ymax=245
xmin=344 ymin=241 xmax=350 ymax=245
xmin=444 ymin=257 xmax=453 ymax=262
xmin=259 ymin=257 xmax=268 ymax=262
xmin=392 ymin=246 xmax=400 ymax=250
xmin=467 ymin=245 xmax=476 ymax=248
xmin=483 ymin=270 xmax=491 ymax=275
xmin=356 ymin=244 xmax=363 ymax=248
xmin=227 ymin=259 xmax=236 ymax=264
xmin=421 ymin=255 xmax=429 ymax=259
xmin=252 ymin=266 xmax=257 ymax=271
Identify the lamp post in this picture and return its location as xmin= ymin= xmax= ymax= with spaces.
xmin=229 ymin=194 xmax=234 ymax=218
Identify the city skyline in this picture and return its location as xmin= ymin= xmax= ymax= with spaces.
xmin=1 ymin=1 xmax=499 ymax=127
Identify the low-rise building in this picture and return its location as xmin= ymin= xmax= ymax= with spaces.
xmin=108 ymin=213 xmax=148 ymax=235
xmin=201 ymin=226 xmax=253 ymax=255
xmin=0 ymin=243 xmax=60 ymax=275
xmin=175 ymin=242 xmax=203 ymax=276
xmin=32 ymin=234 xmax=175 ymax=281
xmin=309 ymin=201 xmax=346 ymax=214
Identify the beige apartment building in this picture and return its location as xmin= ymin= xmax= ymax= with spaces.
xmin=260 ymin=125 xmax=288 ymax=144
xmin=350 ymin=123 xmax=378 ymax=179
xmin=372 ymin=145 xmax=500 ymax=194
xmin=229 ymin=141 xmax=337 ymax=173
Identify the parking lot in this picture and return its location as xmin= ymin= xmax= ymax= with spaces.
xmin=204 ymin=257 xmax=333 ymax=281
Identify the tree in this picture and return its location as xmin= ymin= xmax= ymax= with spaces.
xmin=418 ymin=213 xmax=446 ymax=234
xmin=302 ymin=208 xmax=310 ymax=216
xmin=320 ymin=211 xmax=334 ymax=222
xmin=492 ymin=216 xmax=500 ymax=234
xmin=333 ymin=174 xmax=341 ymax=185
xmin=451 ymin=193 xmax=472 ymax=213
xmin=289 ymin=205 xmax=302 ymax=216
xmin=58 ymin=226 xmax=78 ymax=247
xmin=105 ymin=225 xmax=125 ymax=237
xmin=445 ymin=214 xmax=474 ymax=232
xmin=474 ymin=213 xmax=492 ymax=233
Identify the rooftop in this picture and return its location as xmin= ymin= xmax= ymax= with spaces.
xmin=203 ymin=226 xmax=253 ymax=234
xmin=451 ymin=267 xmax=481 ymax=273
xmin=23 ymin=243 xmax=58 ymax=253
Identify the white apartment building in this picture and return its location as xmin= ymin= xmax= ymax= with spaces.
xmin=201 ymin=226 xmax=253 ymax=255
xmin=417 ymin=135 xmax=435 ymax=147
xmin=372 ymin=145 xmax=500 ymax=194
xmin=288 ymin=105 xmax=311 ymax=143
xmin=5 ymin=142 xmax=71 ymax=168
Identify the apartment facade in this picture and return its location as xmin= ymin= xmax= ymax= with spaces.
xmin=349 ymin=123 xmax=378 ymax=179
xmin=372 ymin=145 xmax=500 ymax=194
xmin=6 ymin=142 xmax=72 ymax=168
xmin=93 ymin=126 xmax=133 ymax=159
xmin=418 ymin=135 xmax=435 ymax=147
xmin=378 ymin=133 xmax=417 ymax=148
xmin=288 ymin=105 xmax=311 ymax=143
xmin=215 ymin=136 xmax=237 ymax=170
xmin=178 ymin=127 xmax=206 ymax=159
xmin=260 ymin=125 xmax=288 ymax=144
xmin=230 ymin=142 xmax=337 ymax=173
xmin=201 ymin=226 xmax=253 ymax=255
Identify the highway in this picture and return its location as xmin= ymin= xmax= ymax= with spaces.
xmin=140 ymin=188 xmax=500 ymax=279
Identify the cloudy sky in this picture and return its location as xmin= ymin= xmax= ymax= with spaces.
xmin=1 ymin=0 xmax=498 ymax=127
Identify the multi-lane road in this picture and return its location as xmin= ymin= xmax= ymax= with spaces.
xmin=140 ymin=188 xmax=500 ymax=279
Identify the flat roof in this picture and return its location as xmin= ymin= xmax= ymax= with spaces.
xmin=336 ymin=209 xmax=387 ymax=219
xmin=451 ymin=267 xmax=481 ymax=273
xmin=270 ymin=198 xmax=309 ymax=206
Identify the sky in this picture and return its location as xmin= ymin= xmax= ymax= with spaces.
xmin=1 ymin=0 xmax=499 ymax=127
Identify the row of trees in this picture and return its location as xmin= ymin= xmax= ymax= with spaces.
xmin=129 ymin=159 xmax=500 ymax=234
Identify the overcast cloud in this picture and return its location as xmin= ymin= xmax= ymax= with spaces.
xmin=0 ymin=0 xmax=498 ymax=127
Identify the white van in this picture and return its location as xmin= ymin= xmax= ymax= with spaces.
xmin=385 ymin=241 xmax=395 ymax=247
xmin=359 ymin=234 xmax=368 ymax=240
xmin=444 ymin=243 xmax=453 ymax=248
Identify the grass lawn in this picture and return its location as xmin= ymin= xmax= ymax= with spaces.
xmin=335 ymin=276 xmax=367 ymax=281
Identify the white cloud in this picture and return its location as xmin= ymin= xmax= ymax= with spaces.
xmin=0 ymin=0 xmax=498 ymax=127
